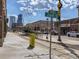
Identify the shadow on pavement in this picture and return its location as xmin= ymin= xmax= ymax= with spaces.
xmin=19 ymin=33 xmax=29 ymax=36
xmin=64 ymin=44 xmax=79 ymax=50
xmin=55 ymin=41 xmax=79 ymax=59
xmin=17 ymin=33 xmax=79 ymax=58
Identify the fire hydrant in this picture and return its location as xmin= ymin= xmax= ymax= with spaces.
xmin=27 ymin=33 xmax=36 ymax=49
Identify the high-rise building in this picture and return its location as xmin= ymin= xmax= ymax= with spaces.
xmin=0 ymin=0 xmax=7 ymax=46
xmin=9 ymin=16 xmax=16 ymax=29
xmin=17 ymin=14 xmax=23 ymax=26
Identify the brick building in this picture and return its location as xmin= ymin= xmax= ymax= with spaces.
xmin=0 ymin=0 xmax=7 ymax=46
xmin=60 ymin=18 xmax=79 ymax=35
xmin=25 ymin=18 xmax=79 ymax=35
xmin=25 ymin=20 xmax=51 ymax=32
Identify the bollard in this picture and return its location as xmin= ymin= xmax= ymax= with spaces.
xmin=27 ymin=33 xmax=36 ymax=49
xmin=46 ymin=34 xmax=48 ymax=39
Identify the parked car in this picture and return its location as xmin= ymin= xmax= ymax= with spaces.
xmin=51 ymin=30 xmax=58 ymax=35
xmin=43 ymin=31 xmax=48 ymax=34
xmin=67 ymin=31 xmax=79 ymax=37
xmin=35 ymin=31 xmax=42 ymax=34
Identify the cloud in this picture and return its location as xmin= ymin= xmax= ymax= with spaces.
xmin=30 ymin=0 xmax=39 ymax=5
xmin=32 ymin=12 xmax=37 ymax=16
xmin=17 ymin=0 xmax=27 ymax=3
xmin=62 ymin=0 xmax=78 ymax=9
xmin=17 ymin=0 xmax=78 ymax=16
xmin=20 ymin=3 xmax=26 ymax=6
xmin=47 ymin=4 xmax=53 ymax=9
xmin=18 ymin=0 xmax=78 ymax=9
xmin=63 ymin=0 xmax=71 ymax=4
xmin=20 ymin=7 xmax=27 ymax=11
xmin=48 ymin=0 xmax=53 ymax=3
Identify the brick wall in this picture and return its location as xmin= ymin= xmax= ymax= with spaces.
xmin=0 ymin=0 xmax=7 ymax=38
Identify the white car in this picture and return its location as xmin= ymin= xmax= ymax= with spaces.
xmin=51 ymin=30 xmax=58 ymax=35
xmin=67 ymin=31 xmax=79 ymax=37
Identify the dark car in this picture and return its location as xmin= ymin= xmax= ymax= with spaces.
xmin=43 ymin=31 xmax=48 ymax=34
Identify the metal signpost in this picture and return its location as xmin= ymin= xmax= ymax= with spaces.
xmin=46 ymin=18 xmax=49 ymax=40
xmin=45 ymin=10 xmax=58 ymax=59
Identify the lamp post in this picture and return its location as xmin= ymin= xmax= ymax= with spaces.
xmin=57 ymin=0 xmax=62 ymax=41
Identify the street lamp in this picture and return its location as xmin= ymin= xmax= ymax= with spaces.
xmin=57 ymin=0 xmax=62 ymax=41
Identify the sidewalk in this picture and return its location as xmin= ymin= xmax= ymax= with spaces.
xmin=0 ymin=32 xmax=59 ymax=59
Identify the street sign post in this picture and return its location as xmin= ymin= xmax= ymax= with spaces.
xmin=45 ymin=10 xmax=58 ymax=59
xmin=57 ymin=0 xmax=62 ymax=41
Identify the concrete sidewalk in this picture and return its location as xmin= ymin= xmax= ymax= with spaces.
xmin=0 ymin=32 xmax=60 ymax=59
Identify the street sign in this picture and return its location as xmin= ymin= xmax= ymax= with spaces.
xmin=45 ymin=10 xmax=59 ymax=59
xmin=45 ymin=10 xmax=58 ymax=18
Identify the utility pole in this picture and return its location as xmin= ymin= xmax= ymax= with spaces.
xmin=57 ymin=0 xmax=62 ymax=41
xmin=77 ymin=4 xmax=79 ymax=32
xmin=78 ymin=7 xmax=79 ymax=32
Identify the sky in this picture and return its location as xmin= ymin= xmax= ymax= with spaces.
xmin=7 ymin=0 xmax=78 ymax=24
